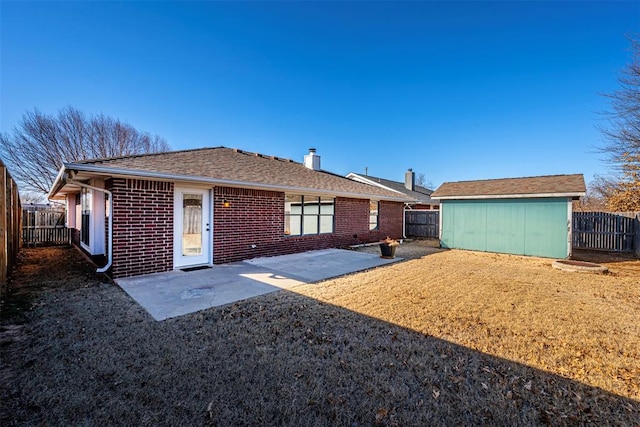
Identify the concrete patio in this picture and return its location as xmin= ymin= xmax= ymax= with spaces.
xmin=116 ymin=248 xmax=400 ymax=320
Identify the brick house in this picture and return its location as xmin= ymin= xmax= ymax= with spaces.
xmin=48 ymin=147 xmax=413 ymax=278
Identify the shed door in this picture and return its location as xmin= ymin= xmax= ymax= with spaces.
xmin=441 ymin=198 xmax=569 ymax=258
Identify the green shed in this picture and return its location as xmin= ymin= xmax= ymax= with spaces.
xmin=431 ymin=174 xmax=586 ymax=259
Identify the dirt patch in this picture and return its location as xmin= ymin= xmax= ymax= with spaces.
xmin=572 ymin=248 xmax=639 ymax=265
xmin=1 ymin=244 xmax=639 ymax=425
xmin=348 ymin=238 xmax=443 ymax=260
xmin=552 ymin=260 xmax=609 ymax=273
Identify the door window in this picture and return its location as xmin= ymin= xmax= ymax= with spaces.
xmin=182 ymin=193 xmax=203 ymax=256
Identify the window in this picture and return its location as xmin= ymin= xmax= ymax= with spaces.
xmin=75 ymin=193 xmax=81 ymax=230
xmin=80 ymin=187 xmax=91 ymax=246
xmin=284 ymin=195 xmax=334 ymax=236
xmin=182 ymin=193 xmax=203 ymax=256
xmin=369 ymin=200 xmax=379 ymax=230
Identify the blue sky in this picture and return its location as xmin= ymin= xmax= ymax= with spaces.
xmin=1 ymin=1 xmax=638 ymax=189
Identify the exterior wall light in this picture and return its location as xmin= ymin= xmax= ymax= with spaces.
xmin=222 ymin=199 xmax=231 ymax=208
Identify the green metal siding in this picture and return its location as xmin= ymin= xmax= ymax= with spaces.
xmin=486 ymin=200 xmax=526 ymax=254
xmin=441 ymin=198 xmax=569 ymax=258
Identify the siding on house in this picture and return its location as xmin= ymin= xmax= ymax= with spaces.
xmin=441 ymin=198 xmax=570 ymax=259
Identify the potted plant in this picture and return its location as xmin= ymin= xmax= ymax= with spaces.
xmin=379 ymin=237 xmax=400 ymax=259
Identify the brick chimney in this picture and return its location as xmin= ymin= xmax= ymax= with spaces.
xmin=304 ymin=148 xmax=321 ymax=170
xmin=405 ymin=168 xmax=415 ymax=191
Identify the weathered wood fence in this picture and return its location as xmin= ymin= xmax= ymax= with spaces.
xmin=572 ymin=211 xmax=639 ymax=255
xmin=22 ymin=206 xmax=69 ymax=247
xmin=405 ymin=210 xmax=439 ymax=238
xmin=1 ymin=159 xmax=21 ymax=298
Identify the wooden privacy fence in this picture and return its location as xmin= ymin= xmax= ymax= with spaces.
xmin=22 ymin=207 xmax=69 ymax=247
xmin=1 ymin=159 xmax=21 ymax=298
xmin=572 ymin=211 xmax=639 ymax=255
xmin=405 ymin=210 xmax=439 ymax=238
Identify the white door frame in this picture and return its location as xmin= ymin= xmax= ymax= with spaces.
xmin=173 ymin=186 xmax=212 ymax=268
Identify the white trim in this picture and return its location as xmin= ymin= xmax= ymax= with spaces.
xmin=66 ymin=179 xmax=113 ymax=274
xmin=346 ymin=173 xmax=403 ymax=194
xmin=65 ymin=194 xmax=75 ymax=229
xmin=402 ymin=203 xmax=410 ymax=238
xmin=567 ymin=198 xmax=573 ymax=258
xmin=347 ymin=172 xmax=427 ymax=205
xmin=47 ymin=166 xmax=67 ymax=199
xmin=173 ymin=187 xmax=212 ymax=269
xmin=438 ymin=202 xmax=443 ymax=241
xmin=52 ymin=163 xmax=412 ymax=202
xmin=92 ymin=180 xmax=106 ymax=256
xmin=79 ymin=187 xmax=92 ymax=250
xmin=432 ymin=192 xmax=586 ymax=200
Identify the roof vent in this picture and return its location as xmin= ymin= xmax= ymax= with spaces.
xmin=304 ymin=148 xmax=321 ymax=170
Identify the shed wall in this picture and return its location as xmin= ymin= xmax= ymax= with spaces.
xmin=441 ymin=198 xmax=569 ymax=258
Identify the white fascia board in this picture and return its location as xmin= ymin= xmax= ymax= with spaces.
xmin=62 ymin=163 xmax=413 ymax=202
xmin=346 ymin=172 xmax=404 ymax=194
xmin=47 ymin=166 xmax=68 ymax=200
xmin=431 ymin=192 xmax=586 ymax=200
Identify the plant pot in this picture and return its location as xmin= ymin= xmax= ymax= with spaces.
xmin=379 ymin=243 xmax=396 ymax=259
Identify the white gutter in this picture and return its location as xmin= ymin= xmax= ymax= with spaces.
xmin=66 ymin=178 xmax=113 ymax=274
xmin=47 ymin=166 xmax=67 ymax=200
xmin=58 ymin=163 xmax=413 ymax=203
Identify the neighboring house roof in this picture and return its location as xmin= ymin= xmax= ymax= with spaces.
xmin=431 ymin=174 xmax=586 ymax=200
xmin=346 ymin=172 xmax=437 ymax=205
xmin=48 ymin=147 xmax=412 ymax=202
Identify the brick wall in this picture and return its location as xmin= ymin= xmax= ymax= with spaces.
xmin=212 ymin=187 xmax=404 ymax=263
xmin=379 ymin=200 xmax=404 ymax=238
xmin=107 ymin=178 xmax=174 ymax=278
xmin=100 ymin=180 xmax=403 ymax=277
xmin=212 ymin=187 xmax=284 ymax=263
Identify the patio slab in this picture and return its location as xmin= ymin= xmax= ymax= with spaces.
xmin=116 ymin=248 xmax=401 ymax=321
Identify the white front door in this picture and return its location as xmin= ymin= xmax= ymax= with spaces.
xmin=174 ymin=187 xmax=211 ymax=268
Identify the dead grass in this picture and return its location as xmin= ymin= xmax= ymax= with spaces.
xmin=303 ymin=244 xmax=640 ymax=401
xmin=1 ymin=244 xmax=639 ymax=426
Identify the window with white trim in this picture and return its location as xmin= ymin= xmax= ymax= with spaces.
xmin=80 ymin=187 xmax=91 ymax=246
xmin=75 ymin=193 xmax=81 ymax=230
xmin=369 ymin=200 xmax=379 ymax=230
xmin=284 ymin=195 xmax=334 ymax=236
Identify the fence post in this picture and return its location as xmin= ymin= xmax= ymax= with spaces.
xmin=0 ymin=163 xmax=7 ymax=296
xmin=635 ymin=213 xmax=640 ymax=258
xmin=0 ymin=160 xmax=21 ymax=298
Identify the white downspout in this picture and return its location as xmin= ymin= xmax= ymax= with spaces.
xmin=402 ymin=203 xmax=413 ymax=239
xmin=66 ymin=178 xmax=113 ymax=273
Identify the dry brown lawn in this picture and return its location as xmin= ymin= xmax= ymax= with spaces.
xmin=306 ymin=241 xmax=640 ymax=401
xmin=1 ymin=242 xmax=639 ymax=426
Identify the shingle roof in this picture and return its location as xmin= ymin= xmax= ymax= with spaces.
xmin=431 ymin=174 xmax=586 ymax=199
xmin=347 ymin=173 xmax=436 ymax=204
xmin=58 ymin=147 xmax=411 ymax=201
